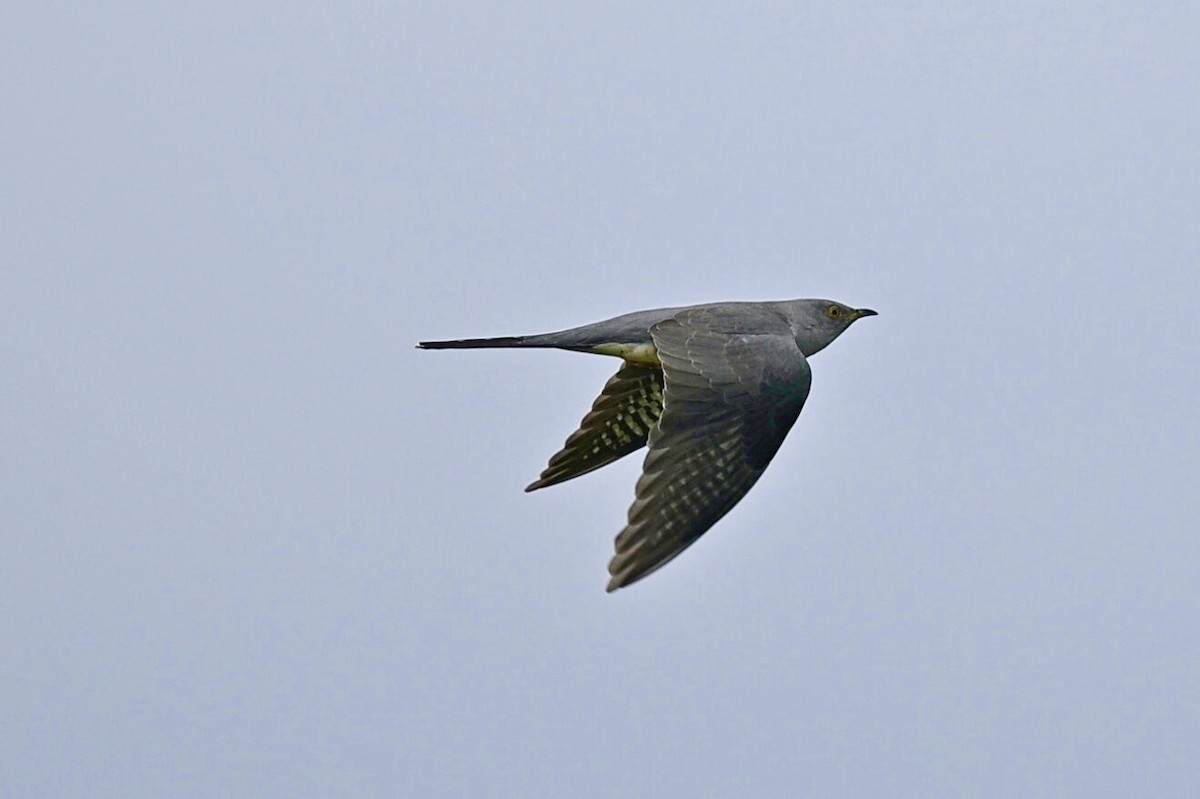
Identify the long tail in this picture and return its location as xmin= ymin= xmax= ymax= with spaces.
xmin=417 ymin=334 xmax=555 ymax=350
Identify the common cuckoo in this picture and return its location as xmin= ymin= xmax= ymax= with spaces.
xmin=418 ymin=298 xmax=876 ymax=592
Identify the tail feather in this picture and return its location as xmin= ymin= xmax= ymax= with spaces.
xmin=418 ymin=335 xmax=541 ymax=350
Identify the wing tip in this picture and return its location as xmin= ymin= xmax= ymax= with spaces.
xmin=605 ymin=565 xmax=632 ymax=592
xmin=605 ymin=546 xmax=649 ymax=593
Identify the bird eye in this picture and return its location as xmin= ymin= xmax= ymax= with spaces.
xmin=826 ymin=305 xmax=842 ymax=319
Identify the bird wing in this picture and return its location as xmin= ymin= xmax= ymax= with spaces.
xmin=606 ymin=306 xmax=812 ymax=591
xmin=526 ymin=363 xmax=664 ymax=492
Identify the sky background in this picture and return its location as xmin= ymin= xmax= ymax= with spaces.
xmin=3 ymin=2 xmax=1198 ymax=797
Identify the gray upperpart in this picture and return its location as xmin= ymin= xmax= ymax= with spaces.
xmin=417 ymin=298 xmax=877 ymax=360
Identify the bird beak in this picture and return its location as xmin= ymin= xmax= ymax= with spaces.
xmin=853 ymin=308 xmax=878 ymax=319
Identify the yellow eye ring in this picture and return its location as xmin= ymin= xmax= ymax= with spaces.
xmin=826 ymin=305 xmax=842 ymax=319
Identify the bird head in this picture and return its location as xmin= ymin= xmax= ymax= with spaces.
xmin=787 ymin=299 xmax=877 ymax=356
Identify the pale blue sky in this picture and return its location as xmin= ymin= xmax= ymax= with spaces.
xmin=3 ymin=3 xmax=1198 ymax=796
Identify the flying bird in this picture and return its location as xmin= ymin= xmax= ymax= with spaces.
xmin=418 ymin=298 xmax=876 ymax=592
